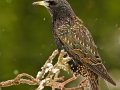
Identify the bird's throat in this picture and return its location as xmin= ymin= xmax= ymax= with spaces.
xmin=52 ymin=14 xmax=76 ymax=30
xmin=50 ymin=5 xmax=76 ymax=30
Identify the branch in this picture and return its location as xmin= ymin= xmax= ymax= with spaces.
xmin=0 ymin=73 xmax=39 ymax=87
xmin=0 ymin=50 xmax=84 ymax=90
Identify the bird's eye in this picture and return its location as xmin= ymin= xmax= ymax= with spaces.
xmin=47 ymin=1 xmax=57 ymax=5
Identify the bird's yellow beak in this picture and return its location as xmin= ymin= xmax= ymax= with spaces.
xmin=33 ymin=1 xmax=49 ymax=7
xmin=33 ymin=1 xmax=45 ymax=5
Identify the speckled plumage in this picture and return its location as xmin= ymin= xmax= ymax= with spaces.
xmin=53 ymin=16 xmax=116 ymax=90
xmin=33 ymin=0 xmax=116 ymax=90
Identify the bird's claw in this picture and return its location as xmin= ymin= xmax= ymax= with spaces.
xmin=79 ymin=79 xmax=89 ymax=88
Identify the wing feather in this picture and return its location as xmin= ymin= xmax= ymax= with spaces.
xmin=56 ymin=17 xmax=116 ymax=85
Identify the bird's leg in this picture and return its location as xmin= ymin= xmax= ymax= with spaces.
xmin=79 ymin=79 xmax=89 ymax=87
xmin=56 ymin=77 xmax=77 ymax=90
xmin=52 ymin=87 xmax=55 ymax=90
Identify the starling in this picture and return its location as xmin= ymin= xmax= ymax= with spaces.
xmin=33 ymin=0 xmax=116 ymax=90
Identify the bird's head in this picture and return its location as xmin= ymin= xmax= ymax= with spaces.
xmin=33 ymin=0 xmax=75 ymax=20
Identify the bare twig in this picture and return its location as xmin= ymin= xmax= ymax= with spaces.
xmin=0 ymin=73 xmax=39 ymax=88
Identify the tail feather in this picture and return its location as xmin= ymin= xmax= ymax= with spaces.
xmin=86 ymin=63 xmax=116 ymax=86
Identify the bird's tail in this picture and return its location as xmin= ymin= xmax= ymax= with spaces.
xmin=87 ymin=69 xmax=100 ymax=90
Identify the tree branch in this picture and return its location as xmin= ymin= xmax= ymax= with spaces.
xmin=0 ymin=50 xmax=84 ymax=90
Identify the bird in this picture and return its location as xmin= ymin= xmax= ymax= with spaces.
xmin=33 ymin=0 xmax=116 ymax=90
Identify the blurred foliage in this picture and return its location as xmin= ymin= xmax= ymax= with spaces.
xmin=0 ymin=0 xmax=120 ymax=90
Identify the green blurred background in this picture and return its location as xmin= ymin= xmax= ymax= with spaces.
xmin=0 ymin=0 xmax=120 ymax=90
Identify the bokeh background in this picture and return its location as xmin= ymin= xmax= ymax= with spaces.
xmin=0 ymin=0 xmax=120 ymax=90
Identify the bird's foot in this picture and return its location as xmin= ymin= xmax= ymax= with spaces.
xmin=79 ymin=79 xmax=88 ymax=87
xmin=56 ymin=77 xmax=76 ymax=90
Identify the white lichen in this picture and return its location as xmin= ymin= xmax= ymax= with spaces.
xmin=51 ymin=69 xmax=59 ymax=73
xmin=37 ymin=78 xmax=50 ymax=90
xmin=36 ymin=71 xmax=42 ymax=78
xmin=45 ymin=63 xmax=53 ymax=73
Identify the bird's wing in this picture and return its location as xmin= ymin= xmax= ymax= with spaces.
xmin=56 ymin=17 xmax=116 ymax=85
